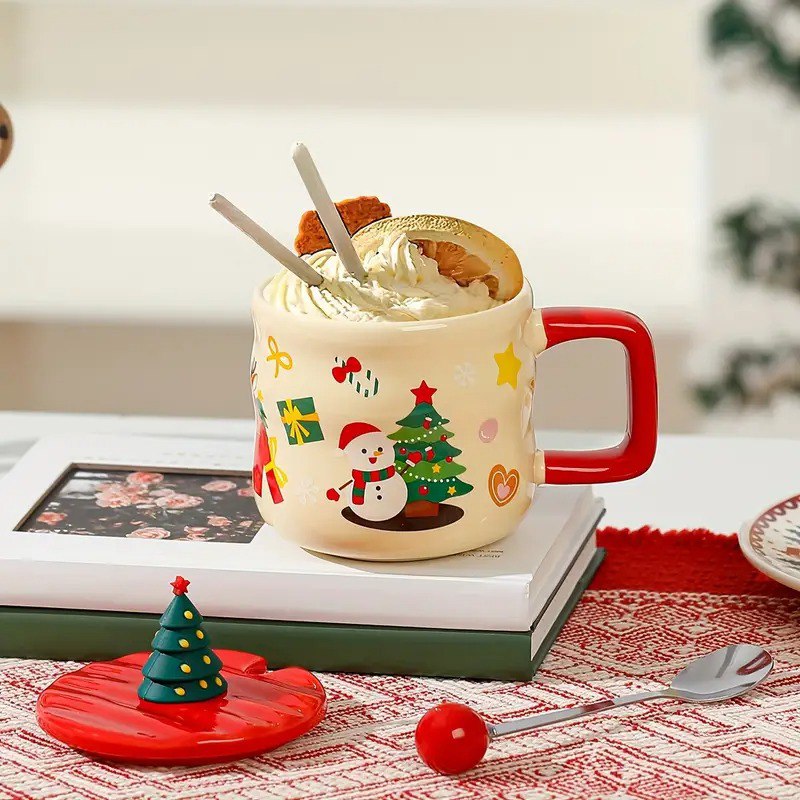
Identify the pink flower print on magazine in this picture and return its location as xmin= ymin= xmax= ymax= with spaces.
xmin=19 ymin=468 xmax=262 ymax=544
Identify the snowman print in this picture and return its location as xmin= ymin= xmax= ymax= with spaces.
xmin=326 ymin=422 xmax=408 ymax=523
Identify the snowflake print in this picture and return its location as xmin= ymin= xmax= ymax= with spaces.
xmin=453 ymin=361 xmax=476 ymax=388
xmin=294 ymin=477 xmax=320 ymax=505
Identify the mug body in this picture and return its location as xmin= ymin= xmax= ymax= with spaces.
xmin=250 ymin=282 xmax=538 ymax=560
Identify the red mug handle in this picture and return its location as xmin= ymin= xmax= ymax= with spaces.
xmin=533 ymin=307 xmax=658 ymax=484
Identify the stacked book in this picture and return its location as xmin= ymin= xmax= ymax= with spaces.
xmin=0 ymin=484 xmax=603 ymax=680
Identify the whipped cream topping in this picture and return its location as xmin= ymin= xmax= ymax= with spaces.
xmin=262 ymin=232 xmax=500 ymax=322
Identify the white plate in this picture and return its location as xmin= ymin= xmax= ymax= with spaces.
xmin=739 ymin=493 xmax=800 ymax=591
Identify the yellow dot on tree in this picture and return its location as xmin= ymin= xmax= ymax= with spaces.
xmin=196 ymin=630 xmax=205 ymax=640
xmin=184 ymin=610 xmax=193 ymax=620
xmin=179 ymin=639 xmax=189 ymax=648
xmin=180 ymin=664 xmax=191 ymax=673
xmin=203 ymin=655 xmax=211 ymax=664
xmin=174 ymin=687 xmax=186 ymax=696
xmin=215 ymin=677 xmax=223 ymax=687
xmin=199 ymin=679 xmax=208 ymax=689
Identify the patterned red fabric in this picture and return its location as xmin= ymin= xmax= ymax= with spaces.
xmin=595 ymin=527 xmax=799 ymax=596
xmin=0 ymin=527 xmax=796 ymax=799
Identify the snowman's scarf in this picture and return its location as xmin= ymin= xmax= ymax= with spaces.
xmin=351 ymin=465 xmax=396 ymax=505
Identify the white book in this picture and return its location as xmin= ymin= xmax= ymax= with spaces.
xmin=530 ymin=532 xmax=599 ymax=656
xmin=0 ymin=434 xmax=604 ymax=632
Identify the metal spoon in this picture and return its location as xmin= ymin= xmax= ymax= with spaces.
xmin=291 ymin=142 xmax=368 ymax=283
xmin=416 ymin=644 xmax=774 ymax=775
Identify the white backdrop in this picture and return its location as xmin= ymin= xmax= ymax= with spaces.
xmin=0 ymin=1 xmax=704 ymax=333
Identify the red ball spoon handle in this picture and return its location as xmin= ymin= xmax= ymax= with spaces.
xmin=416 ymin=645 xmax=773 ymax=775
xmin=415 ymin=693 xmax=665 ymax=775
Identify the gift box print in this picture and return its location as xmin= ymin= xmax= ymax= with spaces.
xmin=277 ymin=397 xmax=324 ymax=446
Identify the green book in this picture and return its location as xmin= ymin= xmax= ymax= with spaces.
xmin=0 ymin=547 xmax=603 ymax=681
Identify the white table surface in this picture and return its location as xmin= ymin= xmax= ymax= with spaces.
xmin=0 ymin=411 xmax=794 ymax=534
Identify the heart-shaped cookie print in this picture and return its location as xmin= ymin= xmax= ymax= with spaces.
xmin=488 ymin=464 xmax=519 ymax=507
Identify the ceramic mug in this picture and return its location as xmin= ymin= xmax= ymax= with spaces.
xmin=250 ymin=280 xmax=657 ymax=561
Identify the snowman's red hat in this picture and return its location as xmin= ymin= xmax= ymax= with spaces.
xmin=338 ymin=422 xmax=381 ymax=450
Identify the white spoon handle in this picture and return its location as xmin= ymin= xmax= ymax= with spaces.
xmin=210 ymin=194 xmax=323 ymax=287
xmin=488 ymin=689 xmax=671 ymax=739
xmin=291 ymin=142 xmax=367 ymax=283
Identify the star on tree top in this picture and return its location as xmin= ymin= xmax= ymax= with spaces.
xmin=170 ymin=575 xmax=191 ymax=596
xmin=411 ymin=380 xmax=437 ymax=405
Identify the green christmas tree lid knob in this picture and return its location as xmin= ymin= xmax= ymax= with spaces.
xmin=138 ymin=576 xmax=228 ymax=704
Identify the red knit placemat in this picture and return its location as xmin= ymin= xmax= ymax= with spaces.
xmin=594 ymin=527 xmax=797 ymax=596
xmin=0 ymin=528 xmax=797 ymax=800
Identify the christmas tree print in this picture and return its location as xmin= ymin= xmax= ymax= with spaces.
xmin=389 ymin=380 xmax=472 ymax=517
xmin=138 ymin=576 xmax=227 ymax=704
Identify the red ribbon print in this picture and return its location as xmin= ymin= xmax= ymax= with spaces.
xmin=332 ymin=356 xmax=362 ymax=384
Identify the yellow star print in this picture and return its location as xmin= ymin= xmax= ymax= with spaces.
xmin=447 ymin=485 xmax=457 ymax=496
xmin=494 ymin=342 xmax=522 ymax=389
xmin=432 ymin=464 xmax=441 ymax=474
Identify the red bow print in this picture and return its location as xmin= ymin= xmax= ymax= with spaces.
xmin=332 ymin=356 xmax=362 ymax=383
